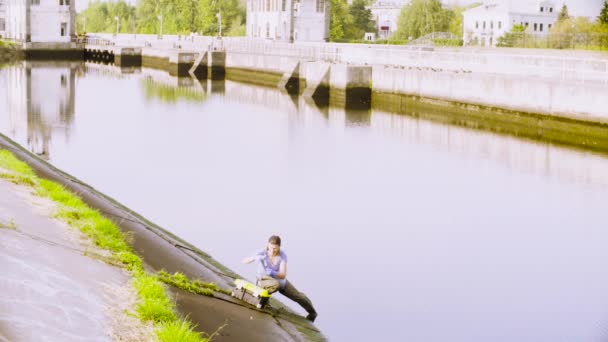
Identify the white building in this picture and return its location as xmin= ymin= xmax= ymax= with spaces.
xmin=369 ymin=1 xmax=403 ymax=39
xmin=4 ymin=0 xmax=76 ymax=43
xmin=246 ymin=0 xmax=330 ymax=42
xmin=0 ymin=0 xmax=6 ymax=38
xmin=462 ymin=1 xmax=559 ymax=47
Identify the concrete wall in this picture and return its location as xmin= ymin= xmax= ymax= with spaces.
xmin=372 ymin=65 xmax=608 ymax=123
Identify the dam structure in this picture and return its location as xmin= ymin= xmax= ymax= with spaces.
xmin=82 ymin=34 xmax=608 ymax=122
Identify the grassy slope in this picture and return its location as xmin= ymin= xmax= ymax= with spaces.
xmin=0 ymin=149 xmax=208 ymax=342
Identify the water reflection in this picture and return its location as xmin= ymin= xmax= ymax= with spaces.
xmin=2 ymin=62 xmax=608 ymax=341
xmin=4 ymin=61 xmax=80 ymax=159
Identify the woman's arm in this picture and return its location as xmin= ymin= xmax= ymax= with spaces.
xmin=276 ymin=260 xmax=287 ymax=279
xmin=242 ymin=256 xmax=256 ymax=264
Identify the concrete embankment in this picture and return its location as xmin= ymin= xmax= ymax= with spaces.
xmin=0 ymin=133 xmax=324 ymax=341
xmin=0 ymin=178 xmax=154 ymax=341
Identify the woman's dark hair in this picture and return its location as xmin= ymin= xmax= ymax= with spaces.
xmin=268 ymin=235 xmax=281 ymax=246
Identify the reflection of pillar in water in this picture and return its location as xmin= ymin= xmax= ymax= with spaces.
xmin=209 ymin=79 xmax=225 ymax=95
xmin=6 ymin=61 xmax=77 ymax=159
xmin=344 ymin=107 xmax=371 ymax=126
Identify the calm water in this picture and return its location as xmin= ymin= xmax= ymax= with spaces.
xmin=1 ymin=61 xmax=608 ymax=341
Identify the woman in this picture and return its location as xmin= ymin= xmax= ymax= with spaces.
xmin=243 ymin=235 xmax=318 ymax=322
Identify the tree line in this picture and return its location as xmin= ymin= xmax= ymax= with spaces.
xmin=79 ymin=0 xmax=245 ymax=36
xmin=79 ymin=0 xmax=608 ymax=48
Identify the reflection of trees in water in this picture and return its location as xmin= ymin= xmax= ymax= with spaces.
xmin=141 ymin=77 xmax=207 ymax=104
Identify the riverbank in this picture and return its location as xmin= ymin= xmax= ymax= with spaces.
xmin=0 ymin=175 xmax=155 ymax=341
xmin=0 ymin=134 xmax=324 ymax=341
xmin=0 ymin=42 xmax=22 ymax=62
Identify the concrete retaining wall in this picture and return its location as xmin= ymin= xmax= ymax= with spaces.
xmin=372 ymin=65 xmax=608 ymax=123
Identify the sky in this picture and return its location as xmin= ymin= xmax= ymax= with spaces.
xmin=76 ymin=0 xmax=604 ymax=18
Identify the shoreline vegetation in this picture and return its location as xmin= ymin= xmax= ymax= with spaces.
xmin=0 ymin=149 xmax=229 ymax=341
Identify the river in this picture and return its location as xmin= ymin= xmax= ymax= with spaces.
xmin=1 ymin=61 xmax=607 ymax=341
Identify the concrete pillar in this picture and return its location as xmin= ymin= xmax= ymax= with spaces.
xmin=168 ymin=52 xmax=196 ymax=77
xmin=189 ymin=52 xmax=208 ymax=79
xmin=208 ymin=51 xmax=226 ymax=80
xmin=114 ymin=47 xmax=142 ymax=67
xmin=329 ymin=64 xmax=372 ymax=109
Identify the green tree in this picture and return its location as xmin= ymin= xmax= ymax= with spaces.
xmin=329 ymin=0 xmax=351 ymax=40
xmin=394 ymin=0 xmax=453 ymax=40
xmin=558 ymin=4 xmax=569 ymax=22
xmin=599 ymin=0 xmax=608 ymax=25
xmin=196 ymin=0 xmax=244 ymax=35
xmin=78 ymin=0 xmax=136 ymax=34
xmin=447 ymin=2 xmax=480 ymax=38
xmin=348 ymin=0 xmax=375 ymax=39
xmin=496 ymin=24 xmax=525 ymax=47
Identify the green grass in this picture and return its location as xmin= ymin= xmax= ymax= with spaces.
xmin=157 ymin=271 xmax=231 ymax=297
xmin=0 ymin=149 xmax=209 ymax=342
xmin=0 ymin=218 xmax=17 ymax=230
xmin=157 ymin=320 xmax=208 ymax=342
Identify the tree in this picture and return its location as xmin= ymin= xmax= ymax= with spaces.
xmin=447 ymin=2 xmax=481 ymax=40
xmin=348 ymin=0 xmax=376 ymax=39
xmin=329 ymin=0 xmax=353 ymax=40
xmin=599 ymin=0 xmax=608 ymax=25
xmin=496 ymin=24 xmax=525 ymax=47
xmin=78 ymin=0 xmax=136 ymax=34
xmin=394 ymin=0 xmax=453 ymax=40
xmin=558 ymin=4 xmax=569 ymax=22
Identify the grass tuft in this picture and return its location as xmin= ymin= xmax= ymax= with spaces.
xmin=133 ymin=273 xmax=177 ymax=323
xmin=157 ymin=271 xmax=231 ymax=296
xmin=156 ymin=319 xmax=208 ymax=342
xmin=0 ymin=150 xmax=36 ymax=176
xmin=0 ymin=218 xmax=17 ymax=230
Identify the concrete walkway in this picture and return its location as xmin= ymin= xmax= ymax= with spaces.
xmin=0 ymin=179 xmax=152 ymax=342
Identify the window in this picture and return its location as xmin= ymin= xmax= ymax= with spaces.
xmin=540 ymin=23 xmax=543 ymax=31
xmin=0 ymin=18 xmax=5 ymax=31
xmin=316 ymin=0 xmax=325 ymax=13
xmin=525 ymin=22 xmax=528 ymax=27
xmin=549 ymin=7 xmax=553 ymax=12
xmin=490 ymin=21 xmax=493 ymax=29
xmin=266 ymin=0 xmax=269 ymax=11
xmin=31 ymin=0 xmax=40 ymax=5
xmin=60 ymin=22 xmax=67 ymax=36
xmin=548 ymin=24 xmax=552 ymax=30
xmin=498 ymin=21 xmax=502 ymax=29
xmin=540 ymin=6 xmax=544 ymax=12
xmin=483 ymin=21 xmax=486 ymax=29
xmin=282 ymin=0 xmax=286 ymax=11
xmin=476 ymin=21 xmax=479 ymax=29
xmin=534 ymin=23 xmax=537 ymax=31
